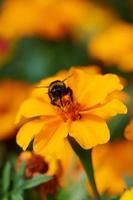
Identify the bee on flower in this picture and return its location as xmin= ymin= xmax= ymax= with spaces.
xmin=16 ymin=66 xmax=127 ymax=158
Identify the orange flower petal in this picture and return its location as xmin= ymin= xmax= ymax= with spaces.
xmin=125 ymin=119 xmax=133 ymax=141
xmin=86 ymin=99 xmax=127 ymax=119
xmin=69 ymin=116 xmax=110 ymax=149
xmin=33 ymin=121 xmax=69 ymax=158
xmin=16 ymin=98 xmax=56 ymax=123
xmin=67 ymin=68 xmax=95 ymax=100
xmin=16 ymin=120 xmax=44 ymax=151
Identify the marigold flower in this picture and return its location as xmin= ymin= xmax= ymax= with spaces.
xmin=89 ymin=22 xmax=133 ymax=71
xmin=0 ymin=79 xmax=31 ymax=140
xmin=16 ymin=67 xmax=127 ymax=158
xmin=16 ymin=151 xmax=61 ymax=195
xmin=120 ymin=188 xmax=133 ymax=200
xmin=0 ymin=0 xmax=116 ymax=40
xmin=87 ymin=140 xmax=133 ymax=195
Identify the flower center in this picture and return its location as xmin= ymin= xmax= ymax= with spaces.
xmin=57 ymin=94 xmax=81 ymax=121
xmin=25 ymin=154 xmax=49 ymax=178
xmin=47 ymin=80 xmax=82 ymax=121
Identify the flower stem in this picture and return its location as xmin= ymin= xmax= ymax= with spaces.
xmin=68 ymin=136 xmax=101 ymax=200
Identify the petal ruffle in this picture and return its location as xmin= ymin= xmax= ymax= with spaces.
xmin=16 ymin=120 xmax=45 ymax=151
xmin=69 ymin=116 xmax=110 ymax=149
xmin=33 ymin=121 xmax=69 ymax=158
xmin=80 ymin=74 xmax=123 ymax=107
xmin=68 ymin=70 xmax=123 ymax=108
xmin=16 ymin=98 xmax=56 ymax=123
xmin=84 ymin=99 xmax=127 ymax=120
xmin=67 ymin=68 xmax=95 ymax=100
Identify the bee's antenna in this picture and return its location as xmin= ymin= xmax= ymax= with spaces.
xmin=35 ymin=85 xmax=49 ymax=88
xmin=62 ymin=74 xmax=73 ymax=82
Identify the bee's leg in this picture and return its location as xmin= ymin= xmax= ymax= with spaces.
xmin=51 ymin=99 xmax=58 ymax=106
xmin=60 ymin=97 xmax=64 ymax=107
xmin=67 ymin=87 xmax=73 ymax=101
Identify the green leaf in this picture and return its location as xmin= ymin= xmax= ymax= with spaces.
xmin=1 ymin=197 xmax=9 ymax=200
xmin=46 ymin=193 xmax=55 ymax=200
xmin=101 ymin=196 xmax=119 ymax=200
xmin=2 ymin=162 xmax=11 ymax=193
xmin=11 ymin=193 xmax=24 ymax=200
xmin=57 ymin=175 xmax=89 ymax=200
xmin=13 ymin=161 xmax=26 ymax=189
xmin=88 ymin=195 xmax=120 ymax=200
xmin=14 ymin=161 xmax=26 ymax=182
xmin=20 ymin=175 xmax=52 ymax=190
xmin=108 ymin=114 xmax=130 ymax=140
xmin=68 ymin=136 xmax=100 ymax=199
xmin=16 ymin=161 xmax=26 ymax=178
xmin=124 ymin=176 xmax=133 ymax=188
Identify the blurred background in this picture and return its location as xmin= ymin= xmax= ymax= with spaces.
xmin=0 ymin=0 xmax=133 ymax=199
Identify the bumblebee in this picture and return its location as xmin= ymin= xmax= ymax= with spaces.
xmin=48 ymin=80 xmax=73 ymax=107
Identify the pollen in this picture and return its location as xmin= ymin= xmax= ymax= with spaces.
xmin=57 ymin=94 xmax=81 ymax=122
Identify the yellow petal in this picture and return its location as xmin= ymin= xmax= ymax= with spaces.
xmin=86 ymin=99 xmax=127 ymax=119
xmin=68 ymin=70 xmax=123 ymax=107
xmin=67 ymin=68 xmax=95 ymax=100
xmin=69 ymin=116 xmax=110 ymax=149
xmin=33 ymin=121 xmax=69 ymax=158
xmin=79 ymin=74 xmax=123 ymax=107
xmin=16 ymin=98 xmax=56 ymax=123
xmin=125 ymin=119 xmax=133 ymax=141
xmin=120 ymin=188 xmax=133 ymax=200
xmin=16 ymin=120 xmax=44 ymax=151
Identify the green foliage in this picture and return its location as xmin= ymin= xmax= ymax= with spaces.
xmin=124 ymin=176 xmax=133 ymax=189
xmin=0 ymin=1 xmax=133 ymax=199
xmin=20 ymin=175 xmax=52 ymax=190
xmin=108 ymin=114 xmax=130 ymax=140
xmin=0 ymin=161 xmax=52 ymax=200
xmin=2 ymin=162 xmax=11 ymax=193
xmin=101 ymin=196 xmax=120 ymax=200
xmin=11 ymin=193 xmax=24 ymax=200
xmin=57 ymin=175 xmax=89 ymax=200
xmin=0 ymin=38 xmax=89 ymax=83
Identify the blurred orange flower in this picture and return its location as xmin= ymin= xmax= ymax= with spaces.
xmin=16 ymin=151 xmax=61 ymax=195
xmin=87 ymin=140 xmax=133 ymax=195
xmin=90 ymin=22 xmax=133 ymax=71
xmin=0 ymin=0 xmax=116 ymax=40
xmin=16 ymin=66 xmax=127 ymax=158
xmin=125 ymin=119 xmax=133 ymax=140
xmin=0 ymin=79 xmax=31 ymax=140
xmin=16 ymin=148 xmax=75 ymax=195
xmin=16 ymin=151 xmax=60 ymax=177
